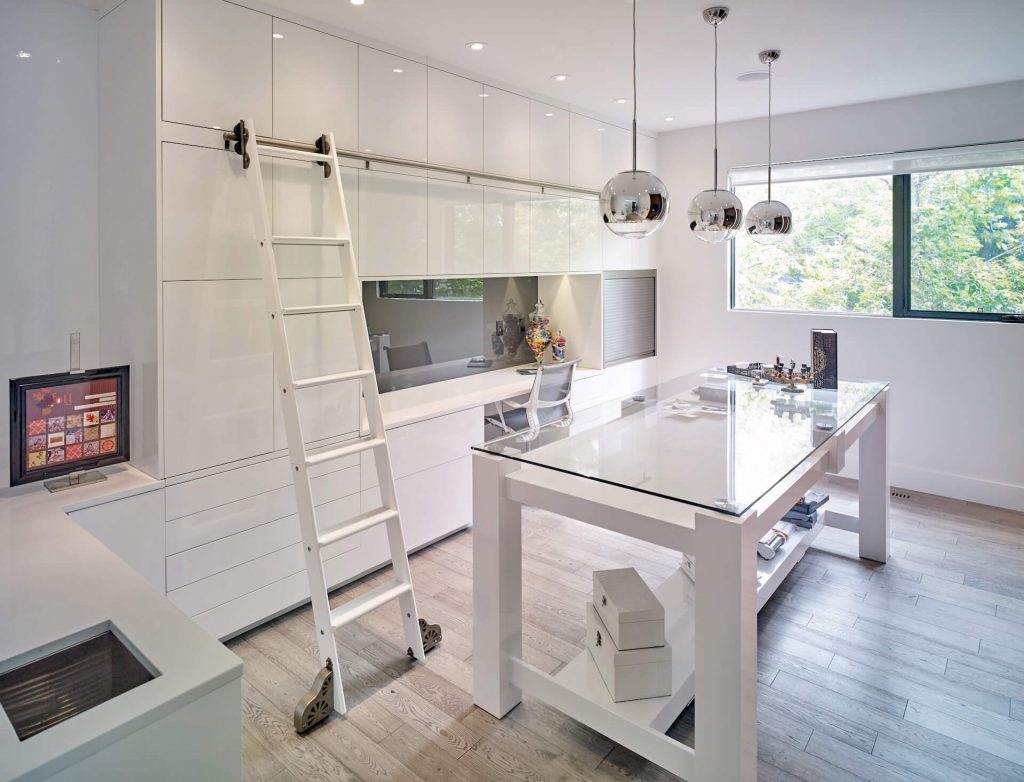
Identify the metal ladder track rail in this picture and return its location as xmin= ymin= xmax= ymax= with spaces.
xmin=235 ymin=119 xmax=428 ymax=726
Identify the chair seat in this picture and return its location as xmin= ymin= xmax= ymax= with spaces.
xmin=486 ymin=403 xmax=570 ymax=434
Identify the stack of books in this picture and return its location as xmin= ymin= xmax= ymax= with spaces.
xmin=783 ymin=490 xmax=829 ymax=528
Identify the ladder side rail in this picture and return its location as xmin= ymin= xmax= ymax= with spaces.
xmin=241 ymin=120 xmax=348 ymax=711
xmin=326 ymin=134 xmax=426 ymax=661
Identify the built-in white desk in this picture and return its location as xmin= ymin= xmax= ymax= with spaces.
xmin=0 ymin=465 xmax=242 ymax=782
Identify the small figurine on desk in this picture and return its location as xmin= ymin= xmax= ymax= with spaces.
xmin=551 ymin=331 xmax=567 ymax=362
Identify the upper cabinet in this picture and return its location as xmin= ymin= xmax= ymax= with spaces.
xmin=602 ymin=125 xmax=633 ymax=178
xmin=569 ymin=114 xmax=606 ymax=190
xmin=483 ymin=87 xmax=530 ymax=179
xmin=162 ymin=0 xmax=271 ymax=131
xmin=359 ymin=48 xmax=427 ymax=161
xmin=570 ymin=196 xmax=604 ymax=272
xmin=427 ymin=70 xmax=484 ymax=171
xmin=530 ymin=193 xmax=571 ymax=274
xmin=428 ymin=179 xmax=484 ymax=276
xmin=272 ymin=19 xmax=357 ymax=149
xmin=530 ymin=103 xmax=570 ymax=184
xmin=483 ymin=187 xmax=531 ymax=275
xmin=358 ymin=169 xmax=428 ymax=277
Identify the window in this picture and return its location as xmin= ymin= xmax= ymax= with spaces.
xmin=377 ymin=278 xmax=484 ymax=301
xmin=733 ymin=176 xmax=892 ymax=314
xmin=732 ymin=151 xmax=1024 ymax=323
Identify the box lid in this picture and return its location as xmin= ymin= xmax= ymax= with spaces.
xmin=588 ymin=603 xmax=671 ymax=666
xmin=593 ymin=568 xmax=664 ymax=624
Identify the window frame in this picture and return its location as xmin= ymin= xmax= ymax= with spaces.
xmin=376 ymin=279 xmax=484 ymax=302
xmin=729 ymin=166 xmax=1024 ymax=324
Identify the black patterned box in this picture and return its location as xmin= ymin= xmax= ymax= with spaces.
xmin=811 ymin=329 xmax=838 ymax=390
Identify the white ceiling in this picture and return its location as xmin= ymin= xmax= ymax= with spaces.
xmin=77 ymin=0 xmax=1024 ymax=131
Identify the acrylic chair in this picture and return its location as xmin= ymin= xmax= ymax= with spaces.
xmin=486 ymin=359 xmax=580 ymax=440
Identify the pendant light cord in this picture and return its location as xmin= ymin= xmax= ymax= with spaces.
xmin=631 ymin=0 xmax=638 ymax=173
xmin=713 ymin=20 xmax=719 ymax=190
xmin=767 ymin=58 xmax=773 ymax=201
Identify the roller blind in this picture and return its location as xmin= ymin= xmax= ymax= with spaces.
xmin=603 ymin=272 xmax=656 ymax=366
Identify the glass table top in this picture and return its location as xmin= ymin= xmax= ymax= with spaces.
xmin=473 ymin=369 xmax=888 ymax=517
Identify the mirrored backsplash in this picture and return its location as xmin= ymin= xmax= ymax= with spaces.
xmin=363 ymin=277 xmax=539 ymax=392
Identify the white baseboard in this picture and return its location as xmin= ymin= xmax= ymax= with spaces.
xmin=890 ymin=463 xmax=1024 ymax=514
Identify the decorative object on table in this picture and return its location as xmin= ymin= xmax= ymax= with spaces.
xmin=467 ymin=357 xmax=493 ymax=369
xmin=687 ymin=7 xmax=744 ymax=243
xmin=744 ymin=49 xmax=793 ymax=243
xmin=491 ymin=320 xmax=505 ymax=356
xmin=586 ymin=603 xmax=672 ymax=702
xmin=501 ymin=299 xmax=524 ymax=359
xmin=525 ymin=299 xmax=552 ymax=366
xmin=593 ymin=568 xmax=666 ymax=650
xmin=600 ymin=0 xmax=670 ymax=239
xmin=551 ymin=330 xmax=567 ymax=362
xmin=757 ymin=521 xmax=798 ymax=560
xmin=812 ymin=328 xmax=838 ymax=390
xmin=728 ymin=358 xmax=813 ymax=386
xmin=783 ymin=490 xmax=829 ymax=529
xmin=294 ymin=658 xmax=333 ymax=734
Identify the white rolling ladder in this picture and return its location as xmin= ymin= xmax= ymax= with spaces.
xmin=231 ymin=119 xmax=432 ymax=730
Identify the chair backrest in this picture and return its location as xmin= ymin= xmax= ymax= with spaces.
xmin=383 ymin=341 xmax=432 ymax=371
xmin=526 ymin=359 xmax=580 ymax=426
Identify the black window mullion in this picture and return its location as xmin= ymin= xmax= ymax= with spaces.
xmin=892 ymin=173 xmax=911 ymax=318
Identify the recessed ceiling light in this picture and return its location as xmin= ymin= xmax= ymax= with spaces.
xmin=479 ymin=92 xmax=489 ymax=98
xmin=16 ymin=50 xmax=31 ymax=59
xmin=544 ymin=112 xmax=553 ymax=117
xmin=664 ymin=116 xmax=675 ymax=121
xmin=272 ymin=32 xmax=284 ymax=39
xmin=551 ymin=74 xmax=568 ymax=82
xmin=466 ymin=42 xmax=487 ymax=51
xmin=392 ymin=68 xmax=403 ymax=73
xmin=350 ymin=0 xmax=365 ymax=5
xmin=615 ymin=98 xmax=628 ymax=104
xmin=596 ymin=127 xmax=606 ymax=132
xmin=737 ymin=70 xmax=770 ymax=82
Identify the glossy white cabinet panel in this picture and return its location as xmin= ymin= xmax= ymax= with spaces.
xmin=603 ymin=226 xmax=634 ymax=270
xmin=427 ymin=69 xmax=484 ymax=171
xmin=162 ymin=142 xmax=264 ymax=280
xmin=531 ymin=193 xmax=572 ymax=273
xmin=570 ymin=113 xmax=606 ymax=190
xmin=483 ymin=87 xmax=530 ymax=178
xmin=570 ymin=196 xmax=604 ymax=272
xmin=69 ymin=489 xmax=166 ymax=593
xmin=163 ymin=280 xmax=275 ymax=476
xmin=358 ymin=47 xmax=427 ymax=161
xmin=427 ymin=179 xmax=484 ymax=276
xmin=162 ymin=0 xmax=271 ymax=131
xmin=482 ymin=186 xmax=531 ymax=275
xmin=358 ymin=169 xmax=428 ymax=277
xmin=602 ymin=124 xmax=633 ymax=178
xmin=530 ymin=103 xmax=570 ymax=183
xmin=634 ymin=233 xmax=657 ymax=270
xmin=398 ymin=456 xmax=472 ymax=550
xmin=271 ymin=158 xmax=357 ymax=245
xmin=272 ymin=19 xmax=357 ymax=149
xmin=637 ymin=133 xmax=658 ymax=174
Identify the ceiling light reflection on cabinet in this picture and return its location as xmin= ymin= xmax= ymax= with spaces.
xmin=392 ymin=68 xmax=403 ymax=73
xmin=16 ymin=50 xmax=31 ymax=58
xmin=551 ymin=74 xmax=568 ymax=81
xmin=616 ymin=98 xmax=628 ymax=104
xmin=466 ymin=42 xmax=487 ymax=51
xmin=350 ymin=0 xmax=365 ymax=5
xmin=272 ymin=33 xmax=284 ymax=39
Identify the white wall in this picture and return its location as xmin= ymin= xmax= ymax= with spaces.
xmin=657 ymin=80 xmax=1024 ymax=512
xmin=0 ymin=0 xmax=99 ymax=488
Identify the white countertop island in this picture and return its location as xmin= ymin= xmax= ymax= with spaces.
xmin=0 ymin=465 xmax=243 ymax=782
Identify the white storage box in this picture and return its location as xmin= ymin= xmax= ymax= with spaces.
xmin=593 ymin=568 xmax=665 ymax=650
xmin=586 ymin=603 xmax=671 ymax=702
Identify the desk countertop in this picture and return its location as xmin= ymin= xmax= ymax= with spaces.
xmin=0 ymin=465 xmax=242 ymax=782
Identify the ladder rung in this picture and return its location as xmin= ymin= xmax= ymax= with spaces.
xmin=330 ymin=579 xmax=412 ymax=629
xmin=281 ymin=303 xmax=361 ymax=316
xmin=293 ymin=368 xmax=374 ymax=390
xmin=317 ymin=507 xmax=398 ymax=548
xmin=306 ymin=436 xmax=385 ymax=467
xmin=256 ymin=145 xmax=331 ymax=164
xmin=272 ymin=235 xmax=348 ymax=246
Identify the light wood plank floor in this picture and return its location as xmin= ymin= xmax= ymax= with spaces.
xmin=230 ymin=480 xmax=1024 ymax=781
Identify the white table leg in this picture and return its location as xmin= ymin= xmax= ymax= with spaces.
xmin=858 ymin=391 xmax=890 ymax=563
xmin=694 ymin=512 xmax=758 ymax=782
xmin=472 ymin=452 xmax=523 ymax=718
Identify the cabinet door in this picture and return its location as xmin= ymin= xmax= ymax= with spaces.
xmin=570 ymin=113 xmax=606 ymax=190
xmin=272 ymin=19 xmax=357 ymax=149
xmin=603 ymin=229 xmax=633 ymax=270
xmin=428 ymin=179 xmax=484 ymax=276
xmin=483 ymin=187 xmax=531 ymax=275
xmin=162 ymin=0 xmax=271 ymax=131
xmin=483 ymin=87 xmax=530 ymax=178
xmin=427 ymin=69 xmax=483 ymax=171
xmin=531 ymin=193 xmax=571 ymax=273
xmin=273 ymin=159 xmax=359 ymax=259
xmin=70 ymin=490 xmax=165 ymax=593
xmin=602 ymin=125 xmax=633 ymax=178
xmin=530 ymin=103 xmax=570 ymax=184
xmin=163 ymin=280 xmax=275 ymax=476
xmin=358 ymin=169 xmax=428 ymax=277
xmin=162 ymin=142 xmax=264 ymax=281
xmin=570 ymin=196 xmax=603 ymax=272
xmin=359 ymin=47 xmax=427 ymax=161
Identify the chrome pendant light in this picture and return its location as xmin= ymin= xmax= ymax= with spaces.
xmin=688 ymin=6 xmax=743 ymax=243
xmin=600 ymin=0 xmax=670 ymax=239
xmin=745 ymin=50 xmax=792 ymax=243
